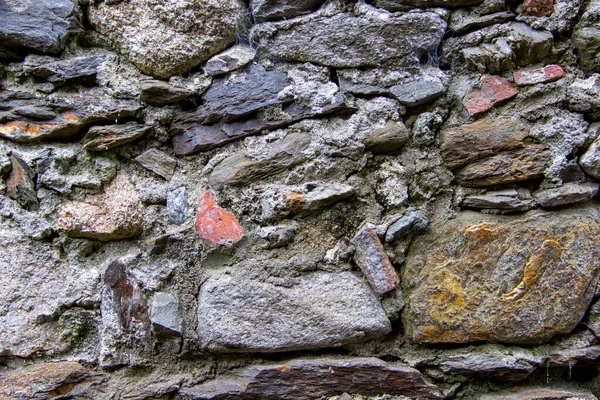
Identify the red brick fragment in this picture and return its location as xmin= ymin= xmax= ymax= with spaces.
xmin=514 ymin=64 xmax=565 ymax=86
xmin=522 ymin=0 xmax=554 ymax=17
xmin=194 ymin=190 xmax=244 ymax=246
xmin=463 ymin=76 xmax=519 ymax=118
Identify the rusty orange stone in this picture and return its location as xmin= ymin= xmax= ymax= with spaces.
xmin=463 ymin=76 xmax=518 ymax=118
xmin=522 ymin=0 xmax=554 ymax=17
xmin=194 ymin=190 xmax=244 ymax=246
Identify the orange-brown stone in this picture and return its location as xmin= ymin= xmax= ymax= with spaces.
xmin=194 ymin=190 xmax=244 ymax=246
xmin=522 ymin=0 xmax=554 ymax=17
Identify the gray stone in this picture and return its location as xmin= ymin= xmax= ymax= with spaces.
xmin=259 ymin=224 xmax=298 ymax=248
xmin=135 ymin=149 xmax=177 ymax=180
xmin=385 ymin=211 xmax=429 ymax=243
xmin=534 ymin=182 xmax=599 ymax=208
xmin=252 ymin=11 xmax=446 ymax=69
xmin=82 ymin=122 xmax=150 ymax=152
xmin=167 ymin=187 xmax=188 ymax=225
xmin=204 ymin=45 xmax=256 ymax=76
xmin=150 ymin=292 xmax=182 ymax=336
xmin=507 ymin=22 xmax=554 ymax=67
xmin=389 ymin=75 xmax=447 ymax=106
xmin=23 ymin=55 xmax=105 ymax=83
xmin=572 ymin=0 xmax=600 ymax=72
xmin=273 ymin=183 xmax=356 ymax=218
xmin=363 ymin=121 xmax=409 ymax=154
xmin=450 ymin=11 xmax=515 ymax=34
xmin=581 ymin=134 xmax=600 ymax=179
xmin=181 ymin=358 xmax=442 ymax=399
xmin=412 ymin=109 xmax=447 ymax=147
xmin=197 ymin=270 xmax=391 ymax=352
xmin=568 ymin=74 xmax=600 ymax=121
xmin=372 ymin=0 xmax=484 ymax=11
xmin=88 ymin=0 xmax=247 ymax=78
xmin=250 ymin=0 xmax=326 ymax=22
xmin=352 ymin=224 xmax=399 ymax=296
xmin=6 ymin=154 xmax=39 ymax=211
xmin=480 ymin=388 xmax=597 ymax=400
xmin=140 ymin=80 xmax=193 ymax=106
xmin=462 ymin=189 xmax=534 ymax=211
xmin=517 ymin=0 xmax=582 ymax=34
xmin=0 ymin=0 xmax=82 ymax=55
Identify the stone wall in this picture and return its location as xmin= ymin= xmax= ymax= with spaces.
xmin=1 ymin=0 xmax=600 ymax=398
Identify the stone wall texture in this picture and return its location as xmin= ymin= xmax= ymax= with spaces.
xmin=1 ymin=0 xmax=600 ymax=399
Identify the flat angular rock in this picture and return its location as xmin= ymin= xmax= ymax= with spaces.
xmin=181 ymin=358 xmax=442 ymax=399
xmin=481 ymin=388 xmax=597 ymax=400
xmin=251 ymin=0 xmax=326 ymax=21
xmin=56 ymin=172 xmax=144 ymax=241
xmin=372 ymin=0 xmax=484 ymax=11
xmin=573 ymin=0 xmax=600 ymax=73
xmin=197 ymin=270 xmax=391 ymax=352
xmin=135 ymin=149 xmax=177 ymax=180
xmin=534 ymin=182 xmax=599 ymax=207
xmin=509 ymin=22 xmax=554 ymax=67
xmin=281 ymin=183 xmax=356 ymax=217
xmin=514 ymin=64 xmax=565 ymax=86
xmin=404 ymin=206 xmax=600 ymax=345
xmin=88 ymin=0 xmax=247 ymax=78
xmin=449 ymin=11 xmax=515 ymax=34
xmin=23 ymin=55 xmax=105 ymax=83
xmin=252 ymin=11 xmax=446 ymax=69
xmin=167 ymin=187 xmax=188 ymax=225
xmin=194 ymin=190 xmax=244 ymax=247
xmin=6 ymin=154 xmax=39 ymax=211
xmin=463 ymin=76 xmax=519 ymax=117
xmin=0 ymin=0 xmax=82 ymax=55
xmin=385 ymin=211 xmax=429 ymax=243
xmin=522 ymin=0 xmax=555 ymax=16
xmin=568 ymin=74 xmax=600 ymax=120
xmin=82 ymin=122 xmax=150 ymax=151
xmin=462 ymin=189 xmax=534 ymax=211
xmin=363 ymin=121 xmax=409 ymax=153
xmin=352 ymin=225 xmax=399 ymax=295
xmin=150 ymin=292 xmax=182 ymax=335
xmin=204 ymin=45 xmax=256 ymax=76
xmin=390 ymin=75 xmax=447 ymax=106
xmin=140 ymin=80 xmax=193 ymax=106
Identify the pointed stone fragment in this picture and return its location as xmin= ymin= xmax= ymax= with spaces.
xmin=194 ymin=190 xmax=244 ymax=247
xmin=135 ymin=149 xmax=177 ymax=180
xmin=6 ymin=154 xmax=39 ymax=211
xmin=82 ymin=122 xmax=150 ymax=152
xmin=463 ymin=76 xmax=518 ymax=117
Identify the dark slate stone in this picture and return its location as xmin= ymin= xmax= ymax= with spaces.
xmin=23 ymin=55 xmax=105 ymax=83
xmin=250 ymin=0 xmax=326 ymax=22
xmin=5 ymin=154 xmax=39 ymax=211
xmin=167 ymin=187 xmax=188 ymax=225
xmin=385 ymin=211 xmax=429 ymax=243
xmin=140 ymin=80 xmax=193 ymax=106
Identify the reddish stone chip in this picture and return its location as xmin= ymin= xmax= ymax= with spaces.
xmin=463 ymin=76 xmax=519 ymax=118
xmin=514 ymin=64 xmax=565 ymax=86
xmin=194 ymin=190 xmax=244 ymax=246
xmin=522 ymin=0 xmax=554 ymax=17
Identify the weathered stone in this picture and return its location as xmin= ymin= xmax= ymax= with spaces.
xmin=363 ymin=121 xmax=409 ymax=153
xmin=82 ymin=122 xmax=150 ymax=151
xmin=352 ymin=224 xmax=399 ymax=295
xmin=23 ymin=55 xmax=105 ymax=83
xmin=260 ymin=224 xmax=298 ymax=248
xmin=280 ymin=183 xmax=356 ymax=217
xmin=88 ymin=0 xmax=247 ymax=78
xmin=509 ymin=22 xmax=555 ymax=67
xmin=517 ymin=0 xmax=582 ymax=34
xmin=572 ymin=0 xmax=600 ymax=73
xmin=0 ymin=0 xmax=82 ymax=55
xmin=412 ymin=109 xmax=447 ymax=147
xmin=208 ymin=131 xmax=311 ymax=190
xmin=449 ymin=11 xmax=516 ymax=35
xmin=140 ymin=80 xmax=193 ymax=106
xmin=514 ymin=64 xmax=565 ymax=86
xmin=522 ymin=0 xmax=554 ymax=16
xmin=250 ymin=0 xmax=326 ymax=21
xmin=252 ymin=11 xmax=446 ymax=69
xmin=534 ymin=182 xmax=599 ymax=207
xmin=197 ymin=270 xmax=391 ymax=352
xmin=167 ymin=187 xmax=188 ymax=225
xmin=0 ymin=362 xmax=94 ymax=399
xmin=181 ymin=358 xmax=442 ymax=399
xmin=404 ymin=206 xmax=600 ymax=344
xmin=568 ymin=75 xmax=600 ymax=120
xmin=204 ymin=45 xmax=256 ymax=76
xmin=150 ymin=292 xmax=182 ymax=336
xmin=463 ymin=76 xmax=519 ymax=117
xmin=481 ymin=388 xmax=598 ymax=400
xmin=385 ymin=211 xmax=429 ymax=243
xmin=390 ymin=75 xmax=447 ymax=107
xmin=6 ymin=154 xmax=39 ymax=211
xmin=194 ymin=190 xmax=244 ymax=247
xmin=135 ymin=149 xmax=177 ymax=180
xmin=462 ymin=189 xmax=534 ymax=211
xmin=56 ymin=172 xmax=144 ymax=241
xmin=372 ymin=0 xmax=484 ymax=11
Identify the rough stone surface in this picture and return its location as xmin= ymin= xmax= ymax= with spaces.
xmin=533 ymin=182 xmax=599 ymax=208
xmin=23 ymin=55 xmax=105 ymax=84
xmin=181 ymin=358 xmax=442 ymax=399
xmin=352 ymin=224 xmax=399 ymax=295
xmin=462 ymin=189 xmax=534 ymax=211
xmin=167 ymin=187 xmax=188 ymax=225
xmin=568 ymin=74 xmax=600 ymax=120
xmin=572 ymin=0 xmax=600 ymax=73
xmin=194 ymin=190 xmax=244 ymax=247
xmin=88 ymin=0 xmax=247 ymax=78
xmin=404 ymin=206 xmax=600 ymax=345
xmin=5 ymin=154 xmax=39 ymax=211
xmin=463 ymin=76 xmax=519 ymax=117
xmin=250 ymin=0 xmax=326 ymax=22
xmin=514 ymin=64 xmax=565 ymax=86
xmin=204 ymin=45 xmax=256 ymax=76
xmin=197 ymin=270 xmax=391 ymax=352
xmin=150 ymin=292 xmax=182 ymax=335
xmin=82 ymin=122 xmax=150 ymax=151
xmin=385 ymin=211 xmax=429 ymax=243
xmin=372 ymin=0 xmax=485 ymax=10
xmin=580 ymin=134 xmax=600 ymax=179
xmin=363 ymin=121 xmax=409 ymax=153
xmin=279 ymin=183 xmax=356 ymax=217
xmin=140 ymin=80 xmax=193 ymax=106
xmin=135 ymin=149 xmax=177 ymax=180
xmin=481 ymin=388 xmax=598 ymax=400
xmin=522 ymin=0 xmax=555 ymax=16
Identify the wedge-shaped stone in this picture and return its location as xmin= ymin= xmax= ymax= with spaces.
xmin=83 ymin=122 xmax=150 ymax=152
xmin=6 ymin=154 xmax=39 ymax=211
xmin=180 ymin=358 xmax=442 ymax=399
xmin=251 ymin=0 xmax=326 ymax=21
xmin=23 ymin=55 xmax=105 ymax=83
xmin=534 ymin=182 xmax=599 ymax=207
xmin=197 ymin=270 xmax=391 ymax=352
xmin=404 ymin=206 xmax=600 ymax=345
xmin=372 ymin=0 xmax=484 ymax=11
xmin=481 ymin=388 xmax=597 ymax=400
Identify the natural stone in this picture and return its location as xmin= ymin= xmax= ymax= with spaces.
xmin=82 ymin=122 xmax=150 ymax=151
xmin=279 ymin=183 xmax=356 ymax=218
xmin=180 ymin=358 xmax=442 ymax=399
xmin=385 ymin=211 xmax=429 ymax=243
xmin=462 ymin=189 xmax=534 ymax=211
xmin=412 ymin=109 xmax=446 ymax=147
xmin=481 ymin=388 xmax=598 ymax=400
xmin=140 ymin=80 xmax=193 ymax=106
xmin=508 ymin=22 xmax=554 ymax=67
xmin=363 ymin=121 xmax=409 ymax=153
xmin=252 ymin=11 xmax=446 ymax=69
xmin=0 ymin=0 xmax=82 ymax=55
xmin=88 ymin=0 xmax=247 ymax=78
xmin=372 ymin=0 xmax=485 ymax=11
xmin=204 ymin=45 xmax=256 ymax=76
xmin=250 ymin=0 xmax=326 ymax=22
xmin=352 ymin=224 xmax=399 ymax=295
xmin=166 ymin=187 xmax=188 ymax=225
xmin=522 ymin=0 xmax=554 ymax=16
xmin=197 ymin=270 xmax=391 ymax=352
xmin=462 ymin=76 xmax=519 ymax=117
xmin=259 ymin=224 xmax=298 ymax=248
xmin=194 ymin=190 xmax=244 ymax=247
xmin=568 ymin=74 xmax=600 ymax=120
xmin=135 ymin=149 xmax=177 ymax=180
xmin=449 ymin=11 xmax=515 ymax=35
xmin=6 ymin=154 xmax=39 ymax=211
xmin=150 ymin=292 xmax=182 ymax=336
xmin=389 ymin=75 xmax=447 ymax=107
xmin=404 ymin=206 xmax=600 ymax=344
xmin=55 ymin=172 xmax=144 ymax=240
xmin=533 ymin=182 xmax=599 ymax=207
xmin=514 ymin=65 xmax=565 ymax=86
xmin=23 ymin=55 xmax=105 ymax=84
xmin=572 ymin=0 xmax=600 ymax=73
